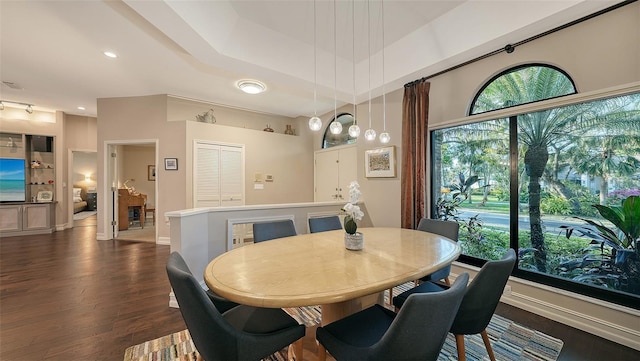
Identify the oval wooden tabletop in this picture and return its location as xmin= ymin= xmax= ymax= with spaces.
xmin=204 ymin=227 xmax=460 ymax=308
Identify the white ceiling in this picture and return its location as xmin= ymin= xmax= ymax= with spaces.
xmin=0 ymin=0 xmax=621 ymax=119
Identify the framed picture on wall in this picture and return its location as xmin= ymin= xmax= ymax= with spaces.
xmin=164 ymin=158 xmax=178 ymax=170
xmin=148 ymin=165 xmax=156 ymax=181
xmin=365 ymin=146 xmax=396 ymax=178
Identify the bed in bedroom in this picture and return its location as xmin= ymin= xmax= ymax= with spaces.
xmin=73 ymin=185 xmax=88 ymax=213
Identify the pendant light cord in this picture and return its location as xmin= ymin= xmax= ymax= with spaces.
xmin=367 ymin=0 xmax=372 ymax=129
xmin=352 ymin=0 xmax=356 ymax=123
xmin=381 ymin=0 xmax=386 ymax=131
xmin=313 ymin=0 xmax=317 ymax=117
xmin=334 ymin=0 xmax=337 ymax=123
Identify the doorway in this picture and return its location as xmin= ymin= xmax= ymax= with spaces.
xmin=106 ymin=140 xmax=158 ymax=243
xmin=68 ymin=149 xmax=97 ymax=228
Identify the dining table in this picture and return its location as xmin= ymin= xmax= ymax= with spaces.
xmin=204 ymin=227 xmax=461 ymax=326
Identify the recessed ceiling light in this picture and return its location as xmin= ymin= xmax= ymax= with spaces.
xmin=103 ymin=51 xmax=117 ymax=58
xmin=237 ymin=80 xmax=266 ymax=94
xmin=77 ymin=106 xmax=85 ymax=110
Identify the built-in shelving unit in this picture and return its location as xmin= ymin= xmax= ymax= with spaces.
xmin=0 ymin=132 xmax=56 ymax=237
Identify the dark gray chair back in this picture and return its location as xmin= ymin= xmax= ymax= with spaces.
xmin=309 ymin=216 xmax=342 ymax=233
xmin=450 ymin=248 xmax=516 ymax=335
xmin=252 ymin=219 xmax=296 ymax=243
xmin=417 ymin=218 xmax=460 ymax=282
xmin=166 ymin=252 xmax=305 ymax=360
xmin=382 ymin=272 xmax=469 ymax=360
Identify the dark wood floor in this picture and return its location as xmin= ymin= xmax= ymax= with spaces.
xmin=0 ymin=216 xmax=638 ymax=361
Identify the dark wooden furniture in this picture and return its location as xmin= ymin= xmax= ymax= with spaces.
xmin=118 ymin=189 xmax=146 ymax=231
xmin=86 ymin=192 xmax=97 ymax=211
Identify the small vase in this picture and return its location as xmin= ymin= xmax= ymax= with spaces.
xmin=344 ymin=232 xmax=364 ymax=251
xmin=284 ymin=124 xmax=295 ymax=135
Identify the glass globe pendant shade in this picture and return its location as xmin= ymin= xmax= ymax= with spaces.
xmin=379 ymin=132 xmax=390 ymax=143
xmin=364 ymin=128 xmax=376 ymax=141
xmin=330 ymin=121 xmax=343 ymax=134
xmin=308 ymin=116 xmax=322 ymax=131
xmin=348 ymin=124 xmax=361 ymax=138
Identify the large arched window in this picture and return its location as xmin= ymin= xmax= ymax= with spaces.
xmin=431 ymin=63 xmax=640 ymax=309
xmin=469 ymin=64 xmax=577 ymax=115
xmin=322 ymin=113 xmax=357 ymax=148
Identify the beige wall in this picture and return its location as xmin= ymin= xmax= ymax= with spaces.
xmin=423 ymin=3 xmax=640 ymax=350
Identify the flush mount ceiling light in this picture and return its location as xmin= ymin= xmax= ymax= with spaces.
xmin=77 ymin=106 xmax=86 ymax=111
xmin=103 ymin=51 xmax=117 ymax=58
xmin=237 ymin=80 xmax=266 ymax=94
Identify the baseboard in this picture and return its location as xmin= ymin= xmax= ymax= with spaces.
xmin=96 ymin=232 xmax=110 ymax=240
xmin=157 ymin=236 xmax=170 ymax=245
xmin=451 ymin=263 xmax=640 ymax=351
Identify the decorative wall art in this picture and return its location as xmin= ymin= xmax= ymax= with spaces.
xmin=164 ymin=158 xmax=178 ymax=170
xmin=148 ymin=165 xmax=156 ymax=181
xmin=365 ymin=146 xmax=396 ymax=178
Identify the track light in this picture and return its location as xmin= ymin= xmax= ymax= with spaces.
xmin=0 ymin=100 xmax=36 ymax=113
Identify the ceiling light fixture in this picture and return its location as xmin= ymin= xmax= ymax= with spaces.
xmin=329 ymin=0 xmax=342 ymax=135
xmin=364 ymin=0 xmax=376 ymax=141
xmin=0 ymin=101 xmax=4 ymax=110
xmin=237 ymin=80 xmax=266 ymax=94
xmin=25 ymin=104 xmax=33 ymax=114
xmin=77 ymin=106 xmax=86 ymax=111
xmin=308 ymin=0 xmax=322 ymax=132
xmin=103 ymin=51 xmax=117 ymax=58
xmin=378 ymin=0 xmax=390 ymax=144
xmin=348 ymin=0 xmax=361 ymax=139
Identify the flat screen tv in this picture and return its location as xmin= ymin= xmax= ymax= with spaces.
xmin=0 ymin=158 xmax=26 ymax=202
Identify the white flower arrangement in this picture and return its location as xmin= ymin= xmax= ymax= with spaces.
xmin=342 ymin=181 xmax=364 ymax=234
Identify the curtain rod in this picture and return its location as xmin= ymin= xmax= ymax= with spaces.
xmin=404 ymin=0 xmax=636 ymax=88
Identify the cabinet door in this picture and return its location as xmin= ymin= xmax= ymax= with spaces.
xmin=314 ymin=150 xmax=340 ymax=202
xmin=337 ymin=146 xmax=357 ymax=201
xmin=220 ymin=146 xmax=244 ymax=207
xmin=23 ymin=204 xmax=49 ymax=230
xmin=0 ymin=205 xmax=22 ymax=232
xmin=194 ymin=143 xmax=221 ymax=207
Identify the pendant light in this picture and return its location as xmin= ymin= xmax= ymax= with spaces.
xmin=364 ymin=0 xmax=376 ymax=141
xmin=347 ymin=0 xmax=360 ymax=138
xmin=308 ymin=0 xmax=323 ymax=131
xmin=378 ymin=0 xmax=390 ymax=143
xmin=329 ymin=0 xmax=342 ymax=135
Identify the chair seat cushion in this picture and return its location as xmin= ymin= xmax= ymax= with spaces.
xmin=223 ymin=305 xmax=299 ymax=333
xmin=392 ymin=281 xmax=446 ymax=309
xmin=317 ymin=304 xmax=396 ymax=348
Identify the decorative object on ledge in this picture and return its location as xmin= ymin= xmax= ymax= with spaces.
xmin=263 ymin=124 xmax=274 ymax=132
xmin=164 ymin=158 xmax=178 ymax=170
xmin=284 ymin=125 xmax=295 ymax=135
xmin=365 ymin=146 xmax=396 ymax=178
xmin=195 ymin=108 xmax=216 ymax=124
xmin=341 ymin=181 xmax=364 ymax=250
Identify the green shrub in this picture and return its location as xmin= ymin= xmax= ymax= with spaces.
xmin=541 ymin=195 xmax=571 ymax=215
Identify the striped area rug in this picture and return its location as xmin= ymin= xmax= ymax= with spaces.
xmin=124 ymin=283 xmax=563 ymax=361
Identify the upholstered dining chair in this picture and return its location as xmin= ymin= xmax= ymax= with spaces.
xmin=252 ymin=219 xmax=297 ymax=243
xmin=393 ymin=249 xmax=517 ymax=361
xmin=308 ymin=215 xmax=342 ymax=233
xmin=316 ymin=273 xmax=469 ymax=361
xmin=166 ymin=252 xmax=305 ymax=361
xmin=386 ymin=218 xmax=459 ymax=303
xmin=167 ymin=250 xmax=239 ymax=313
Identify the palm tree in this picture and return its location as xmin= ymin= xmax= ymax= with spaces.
xmin=474 ymin=66 xmax=640 ymax=272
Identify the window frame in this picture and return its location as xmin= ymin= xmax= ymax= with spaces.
xmin=429 ymin=82 xmax=640 ymax=309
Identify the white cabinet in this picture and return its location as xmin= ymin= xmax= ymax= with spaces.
xmin=314 ymin=146 xmax=357 ymax=202
xmin=0 ymin=203 xmax=54 ymax=236
xmin=193 ymin=142 xmax=244 ymax=208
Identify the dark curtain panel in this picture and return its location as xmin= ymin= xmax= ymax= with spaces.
xmin=401 ymin=80 xmax=430 ymax=229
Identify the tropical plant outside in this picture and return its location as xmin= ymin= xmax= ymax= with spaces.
xmin=431 ymin=64 xmax=640 ymax=305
